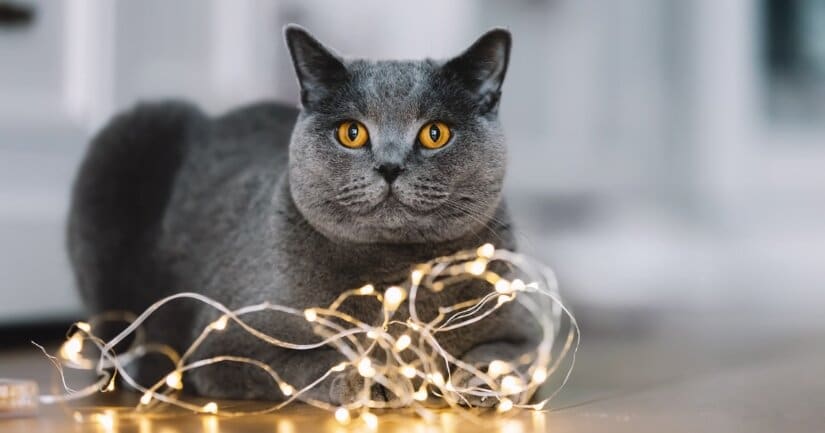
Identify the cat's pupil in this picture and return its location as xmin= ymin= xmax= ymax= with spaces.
xmin=347 ymin=123 xmax=359 ymax=141
xmin=429 ymin=124 xmax=440 ymax=142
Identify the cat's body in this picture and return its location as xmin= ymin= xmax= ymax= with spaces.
xmin=68 ymin=26 xmax=538 ymax=404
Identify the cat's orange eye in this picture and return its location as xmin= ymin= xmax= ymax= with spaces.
xmin=336 ymin=121 xmax=369 ymax=148
xmin=418 ymin=121 xmax=451 ymax=149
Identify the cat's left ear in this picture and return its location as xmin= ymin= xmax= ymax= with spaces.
xmin=284 ymin=24 xmax=348 ymax=107
xmin=444 ymin=28 xmax=511 ymax=113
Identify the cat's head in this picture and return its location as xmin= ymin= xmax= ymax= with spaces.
xmin=284 ymin=25 xmax=510 ymax=244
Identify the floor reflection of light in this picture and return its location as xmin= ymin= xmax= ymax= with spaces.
xmin=500 ymin=418 xmax=525 ymax=433
xmin=202 ymin=415 xmax=219 ymax=433
xmin=138 ymin=417 xmax=152 ymax=433
xmin=531 ymin=411 xmax=547 ymax=432
xmin=276 ymin=418 xmax=296 ymax=433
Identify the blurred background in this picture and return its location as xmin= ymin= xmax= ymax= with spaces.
xmin=1 ymin=0 xmax=824 ymax=333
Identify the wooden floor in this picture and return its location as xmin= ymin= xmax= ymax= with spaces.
xmin=1 ymin=313 xmax=823 ymax=433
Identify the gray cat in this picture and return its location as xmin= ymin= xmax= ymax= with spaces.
xmin=67 ymin=25 xmax=539 ymax=405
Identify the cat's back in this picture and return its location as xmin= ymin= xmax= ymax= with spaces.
xmin=68 ymin=99 xmax=299 ymax=314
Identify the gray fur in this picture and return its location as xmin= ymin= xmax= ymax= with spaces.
xmin=67 ymin=25 xmax=538 ymax=404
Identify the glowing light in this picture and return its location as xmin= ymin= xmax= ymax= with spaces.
xmin=165 ymin=371 xmax=183 ymax=390
xmin=40 ymin=244 xmax=579 ymax=423
xmin=401 ymin=365 xmax=417 ymax=378
xmin=357 ymin=358 xmax=376 ymax=378
xmin=466 ymin=259 xmax=488 ymax=276
xmin=531 ymin=367 xmax=548 ymax=384
xmin=497 ymin=398 xmax=514 ymax=412
xmin=140 ymin=391 xmax=152 ymax=405
xmin=501 ymin=375 xmax=524 ymax=395
xmin=202 ymin=402 xmax=218 ymax=414
xmin=394 ymin=334 xmax=412 ymax=351
xmin=477 ymin=243 xmax=495 ymax=259
xmin=60 ymin=333 xmax=83 ymax=360
xmin=488 ymin=360 xmax=511 ymax=378
xmin=279 ymin=383 xmax=294 ymax=397
xmin=105 ymin=378 xmax=115 ymax=392
xmin=211 ymin=315 xmax=228 ymax=330
xmin=413 ymin=387 xmax=428 ymax=401
xmin=495 ymin=279 xmax=512 ymax=294
xmin=429 ymin=372 xmax=445 ymax=387
xmin=383 ymin=286 xmax=406 ymax=310
xmin=334 ymin=407 xmax=351 ymax=425
xmin=92 ymin=411 xmax=115 ymax=429
xmin=410 ymin=269 xmax=424 ymax=286
xmin=361 ymin=412 xmax=378 ymax=430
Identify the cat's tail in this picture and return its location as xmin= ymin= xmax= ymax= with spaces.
xmin=67 ymin=100 xmax=205 ymax=315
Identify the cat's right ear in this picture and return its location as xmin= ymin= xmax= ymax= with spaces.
xmin=283 ymin=24 xmax=348 ymax=106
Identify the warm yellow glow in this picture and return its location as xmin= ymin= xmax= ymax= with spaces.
xmin=500 ymin=375 xmax=524 ymax=395
xmin=410 ymin=269 xmax=424 ymax=286
xmin=92 ymin=411 xmax=115 ymax=430
xmin=394 ymin=334 xmax=412 ymax=351
xmin=202 ymin=402 xmax=218 ymax=414
xmin=165 ymin=371 xmax=183 ymax=390
xmin=495 ymin=279 xmax=512 ymax=294
xmin=357 ymin=358 xmax=376 ymax=378
xmin=279 ymin=383 xmax=294 ymax=397
xmin=401 ymin=365 xmax=417 ymax=378
xmin=430 ymin=372 xmax=445 ymax=387
xmin=211 ymin=315 xmax=228 ymax=330
xmin=477 ymin=243 xmax=495 ymax=258
xmin=43 ymin=244 xmax=580 ymax=422
xmin=413 ymin=387 xmax=428 ymax=401
xmin=361 ymin=412 xmax=378 ymax=430
xmin=140 ymin=391 xmax=152 ymax=405
xmin=497 ymin=398 xmax=514 ymax=412
xmin=532 ymin=366 xmax=548 ymax=384
xmin=488 ymin=360 xmax=511 ymax=378
xmin=334 ymin=407 xmax=351 ymax=425
xmin=105 ymin=378 xmax=115 ymax=392
xmin=61 ymin=333 xmax=83 ymax=360
xmin=383 ymin=286 xmax=406 ymax=310
xmin=466 ymin=259 xmax=488 ymax=276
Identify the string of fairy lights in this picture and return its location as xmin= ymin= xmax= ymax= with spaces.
xmin=36 ymin=244 xmax=579 ymax=428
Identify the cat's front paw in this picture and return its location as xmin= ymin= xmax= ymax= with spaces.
xmin=327 ymin=370 xmax=388 ymax=405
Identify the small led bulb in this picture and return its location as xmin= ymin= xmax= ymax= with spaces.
xmin=358 ymin=284 xmax=375 ymax=295
xmin=477 ymin=243 xmax=495 ymax=259
xmin=357 ymin=358 xmax=375 ymax=378
xmin=165 ymin=371 xmax=183 ymax=390
xmin=497 ymin=398 xmax=514 ymax=412
xmin=303 ymin=309 xmax=317 ymax=322
xmin=495 ymin=279 xmax=513 ymax=294
xmin=211 ymin=316 xmax=228 ymax=331
xmin=466 ymin=259 xmax=488 ymax=276
xmin=394 ymin=334 xmax=412 ymax=351
xmin=532 ymin=367 xmax=548 ymax=384
xmin=488 ymin=360 xmax=511 ymax=378
xmin=279 ymin=383 xmax=294 ymax=396
xmin=501 ymin=375 xmax=524 ymax=395
xmin=413 ymin=386 xmax=428 ymax=401
xmin=140 ymin=391 xmax=153 ymax=405
xmin=201 ymin=402 xmax=218 ymax=414
xmin=383 ymin=286 xmax=406 ymax=311
xmin=401 ymin=365 xmax=417 ymax=379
